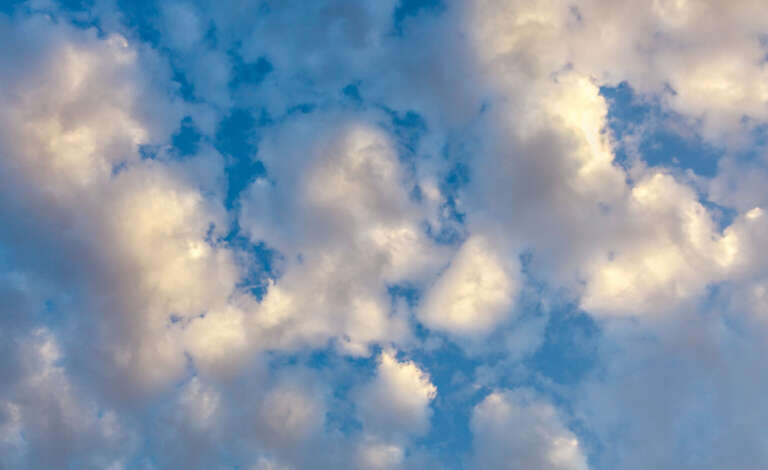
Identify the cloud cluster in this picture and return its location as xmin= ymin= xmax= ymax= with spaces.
xmin=2 ymin=0 xmax=768 ymax=468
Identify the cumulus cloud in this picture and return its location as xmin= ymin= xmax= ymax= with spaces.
xmin=239 ymin=116 xmax=446 ymax=355
xmin=420 ymin=235 xmax=519 ymax=334
xmin=465 ymin=0 xmax=768 ymax=144
xmin=0 ymin=11 xmax=216 ymax=397
xmin=354 ymin=350 xmax=436 ymax=437
xmin=352 ymin=350 xmax=437 ymax=469
xmin=471 ymin=389 xmax=588 ymax=470
xmin=581 ymin=172 xmax=739 ymax=315
xmin=0 ymin=327 xmax=135 ymax=469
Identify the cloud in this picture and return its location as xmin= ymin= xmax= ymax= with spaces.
xmin=160 ymin=2 xmax=206 ymax=52
xmin=354 ymin=350 xmax=437 ymax=440
xmin=576 ymin=292 xmax=768 ymax=470
xmin=355 ymin=441 xmax=405 ymax=470
xmin=0 ymin=327 xmax=135 ymax=469
xmin=581 ymin=171 xmax=738 ymax=315
xmin=470 ymin=389 xmax=588 ymax=470
xmin=420 ymin=234 xmax=519 ymax=335
xmin=238 ymin=115 xmax=446 ymax=355
xmin=350 ymin=350 xmax=438 ymax=469
xmin=465 ymin=0 xmax=768 ymax=144
xmin=0 ymin=11 xmax=211 ymax=398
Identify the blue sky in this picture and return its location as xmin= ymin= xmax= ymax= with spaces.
xmin=2 ymin=1 xmax=768 ymax=469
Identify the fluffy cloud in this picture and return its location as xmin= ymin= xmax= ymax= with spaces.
xmin=239 ymin=116 xmax=445 ymax=355
xmin=352 ymin=350 xmax=437 ymax=469
xmin=0 ymin=11 xmax=206 ymax=396
xmin=420 ymin=235 xmax=519 ymax=334
xmin=470 ymin=389 xmax=588 ymax=470
xmin=465 ymin=0 xmax=768 ymax=144
xmin=581 ymin=172 xmax=738 ymax=315
xmin=456 ymin=1 xmax=758 ymax=318
xmin=354 ymin=350 xmax=437 ymax=440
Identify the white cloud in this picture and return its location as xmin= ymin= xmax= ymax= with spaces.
xmin=354 ymin=350 xmax=437 ymax=441
xmin=0 ymin=11 xmax=240 ymax=398
xmin=355 ymin=440 xmax=405 ymax=470
xmin=471 ymin=389 xmax=588 ymax=470
xmin=581 ymin=172 xmax=739 ymax=315
xmin=239 ymin=117 xmax=446 ymax=354
xmin=465 ymin=0 xmax=768 ymax=144
xmin=420 ymin=235 xmax=519 ymax=334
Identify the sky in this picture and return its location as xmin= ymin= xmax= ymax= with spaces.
xmin=1 ymin=0 xmax=768 ymax=469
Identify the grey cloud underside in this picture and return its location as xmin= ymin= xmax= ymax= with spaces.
xmin=1 ymin=0 xmax=768 ymax=469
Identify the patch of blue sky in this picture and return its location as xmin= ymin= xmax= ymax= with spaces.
xmin=116 ymin=0 xmax=185 ymax=48
xmin=224 ymin=232 xmax=282 ymax=300
xmin=380 ymin=108 xmax=431 ymax=197
xmin=741 ymin=120 xmax=768 ymax=161
xmin=213 ymin=108 xmax=268 ymax=208
xmin=171 ymin=116 xmax=203 ymax=157
xmin=601 ymin=82 xmax=723 ymax=178
xmin=424 ymin=160 xmax=469 ymax=245
xmin=0 ymin=0 xmax=23 ymax=14
xmin=170 ymin=66 xmax=197 ymax=102
xmin=35 ymin=296 xmax=74 ymax=331
xmin=169 ymin=108 xmax=268 ymax=223
xmin=342 ymin=81 xmax=363 ymax=103
xmin=527 ymin=306 xmax=600 ymax=386
xmin=388 ymin=282 xmax=421 ymax=310
xmin=229 ymin=54 xmax=273 ymax=90
xmin=387 ymin=108 xmax=428 ymax=158
xmin=393 ymin=0 xmax=444 ymax=34
xmin=1 ymin=0 xmax=77 ymax=15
